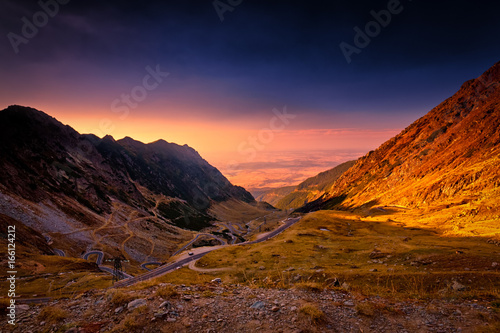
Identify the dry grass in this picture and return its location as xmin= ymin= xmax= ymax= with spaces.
xmin=156 ymin=284 xmax=179 ymax=298
xmin=191 ymin=209 xmax=500 ymax=300
xmin=110 ymin=305 xmax=149 ymax=333
xmin=37 ymin=305 xmax=69 ymax=324
xmin=294 ymin=282 xmax=324 ymax=292
xmin=299 ymin=303 xmax=325 ymax=324
xmin=106 ymin=289 xmax=134 ymax=306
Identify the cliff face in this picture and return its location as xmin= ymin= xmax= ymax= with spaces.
xmin=303 ymin=61 xmax=500 ymax=211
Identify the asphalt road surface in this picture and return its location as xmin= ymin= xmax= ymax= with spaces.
xmin=83 ymin=250 xmax=133 ymax=279
xmin=140 ymin=262 xmax=163 ymax=271
xmin=53 ymin=249 xmax=66 ymax=257
xmin=114 ymin=217 xmax=301 ymax=288
xmin=171 ymin=233 xmax=226 ymax=256
xmin=83 ymin=250 xmax=104 ymax=265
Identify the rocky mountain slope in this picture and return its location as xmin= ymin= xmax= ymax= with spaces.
xmin=255 ymin=186 xmax=296 ymax=207
xmin=0 ymin=106 xmax=254 ymax=262
xmin=5 ymin=282 xmax=498 ymax=333
xmin=257 ymin=161 xmax=356 ymax=209
xmin=300 ymin=61 xmax=500 ymax=215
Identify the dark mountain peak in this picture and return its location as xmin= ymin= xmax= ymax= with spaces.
xmin=0 ymin=105 xmax=254 ymax=227
xmin=118 ymin=136 xmax=143 ymax=146
xmin=2 ymin=105 xmax=61 ymax=126
xmin=151 ymin=139 xmax=170 ymax=145
xmin=102 ymin=134 xmax=116 ymax=142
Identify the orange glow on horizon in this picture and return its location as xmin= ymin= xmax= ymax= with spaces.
xmin=17 ymin=105 xmax=402 ymax=191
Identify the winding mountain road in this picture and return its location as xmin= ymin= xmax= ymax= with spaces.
xmin=140 ymin=262 xmax=163 ymax=271
xmin=83 ymin=251 xmax=104 ymax=265
xmin=171 ymin=233 xmax=227 ymax=256
xmin=113 ymin=217 xmax=301 ymax=288
xmin=53 ymin=249 xmax=66 ymax=257
xmin=83 ymin=250 xmax=133 ymax=279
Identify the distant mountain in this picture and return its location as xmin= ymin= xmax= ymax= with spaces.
xmin=255 ymin=186 xmax=296 ymax=207
xmin=266 ymin=161 xmax=356 ymax=210
xmin=0 ymin=106 xmax=254 ymax=261
xmin=300 ymin=61 xmax=500 ymax=212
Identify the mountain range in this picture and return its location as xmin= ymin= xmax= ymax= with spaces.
xmin=0 ymin=106 xmax=256 ymax=262
xmin=256 ymin=160 xmax=356 ymax=209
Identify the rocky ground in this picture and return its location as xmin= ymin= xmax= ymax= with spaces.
xmin=3 ymin=282 xmax=499 ymax=333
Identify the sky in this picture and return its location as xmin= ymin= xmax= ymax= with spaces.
xmin=1 ymin=0 xmax=500 ymax=192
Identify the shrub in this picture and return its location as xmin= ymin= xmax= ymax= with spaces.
xmin=107 ymin=290 xmax=134 ymax=306
xmin=37 ymin=305 xmax=69 ymax=324
xmin=299 ymin=303 xmax=325 ymax=323
xmin=156 ymin=285 xmax=178 ymax=298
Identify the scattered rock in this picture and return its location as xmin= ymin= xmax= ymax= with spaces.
xmin=271 ymin=306 xmax=280 ymax=312
xmin=211 ymin=278 xmax=222 ymax=283
xmin=250 ymin=301 xmax=266 ymax=309
xmin=154 ymin=311 xmax=167 ymax=318
xmin=452 ymin=281 xmax=466 ymax=291
xmin=341 ymin=282 xmax=350 ymax=291
xmin=344 ymin=301 xmax=354 ymax=306
xmin=369 ymin=269 xmax=378 ymax=272
xmin=160 ymin=301 xmax=172 ymax=309
xmin=17 ymin=304 xmax=30 ymax=311
xmin=259 ymin=266 xmax=266 ymax=270
xmin=115 ymin=306 xmax=123 ymax=314
xmin=492 ymin=262 xmax=498 ymax=267
xmin=127 ymin=298 xmax=147 ymax=311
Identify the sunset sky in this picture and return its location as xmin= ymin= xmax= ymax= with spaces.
xmin=1 ymin=0 xmax=500 ymax=192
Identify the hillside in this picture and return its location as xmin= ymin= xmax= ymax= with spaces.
xmin=0 ymin=106 xmax=254 ymax=264
xmin=300 ymin=62 xmax=500 ymax=224
xmin=257 ymin=161 xmax=356 ymax=210
xmin=255 ymin=186 xmax=296 ymax=206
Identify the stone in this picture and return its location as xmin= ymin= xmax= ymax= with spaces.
xmin=127 ymin=299 xmax=147 ymax=311
xmin=64 ymin=328 xmax=80 ymax=333
xmin=160 ymin=301 xmax=172 ymax=309
xmin=341 ymin=282 xmax=351 ymax=291
xmin=343 ymin=301 xmax=354 ymax=306
xmin=211 ymin=278 xmax=222 ymax=283
xmin=17 ymin=304 xmax=30 ymax=311
xmin=250 ymin=301 xmax=266 ymax=309
xmin=452 ymin=281 xmax=466 ymax=291
xmin=271 ymin=306 xmax=280 ymax=312
xmin=167 ymin=318 xmax=177 ymax=322
xmin=115 ymin=306 xmax=124 ymax=314
xmin=154 ymin=312 xmax=167 ymax=318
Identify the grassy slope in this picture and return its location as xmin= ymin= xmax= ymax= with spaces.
xmin=160 ymin=208 xmax=500 ymax=300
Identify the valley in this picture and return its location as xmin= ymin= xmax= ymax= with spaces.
xmin=1 ymin=62 xmax=500 ymax=332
